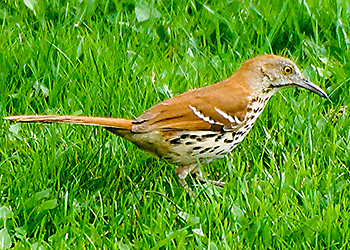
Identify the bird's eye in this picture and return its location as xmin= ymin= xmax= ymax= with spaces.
xmin=283 ymin=66 xmax=293 ymax=75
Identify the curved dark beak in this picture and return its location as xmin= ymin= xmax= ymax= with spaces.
xmin=294 ymin=79 xmax=328 ymax=99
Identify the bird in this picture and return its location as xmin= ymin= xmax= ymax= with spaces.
xmin=5 ymin=54 xmax=328 ymax=191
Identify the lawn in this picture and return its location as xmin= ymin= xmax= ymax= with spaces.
xmin=0 ymin=0 xmax=349 ymax=249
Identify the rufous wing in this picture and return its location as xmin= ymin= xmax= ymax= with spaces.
xmin=132 ymin=76 xmax=252 ymax=133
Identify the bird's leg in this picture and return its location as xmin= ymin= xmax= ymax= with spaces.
xmin=175 ymin=164 xmax=198 ymax=193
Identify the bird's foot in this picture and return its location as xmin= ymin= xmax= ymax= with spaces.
xmin=176 ymin=164 xmax=225 ymax=194
xmin=206 ymin=179 xmax=225 ymax=187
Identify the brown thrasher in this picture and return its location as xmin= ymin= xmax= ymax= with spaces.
xmin=5 ymin=55 xmax=327 ymax=190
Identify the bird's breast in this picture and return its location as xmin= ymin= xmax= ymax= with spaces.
xmin=162 ymin=96 xmax=271 ymax=165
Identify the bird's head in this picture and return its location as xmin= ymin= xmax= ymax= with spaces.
xmin=240 ymin=55 xmax=328 ymax=99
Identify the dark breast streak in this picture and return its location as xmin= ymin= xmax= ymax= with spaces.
xmin=161 ymin=95 xmax=271 ymax=165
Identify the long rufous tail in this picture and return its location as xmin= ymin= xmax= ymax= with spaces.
xmin=4 ymin=115 xmax=133 ymax=130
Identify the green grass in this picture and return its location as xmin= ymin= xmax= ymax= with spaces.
xmin=0 ymin=0 xmax=349 ymax=249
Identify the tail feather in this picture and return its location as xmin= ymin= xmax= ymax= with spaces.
xmin=4 ymin=115 xmax=133 ymax=130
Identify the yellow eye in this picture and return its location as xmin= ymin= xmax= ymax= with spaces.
xmin=283 ymin=66 xmax=293 ymax=75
